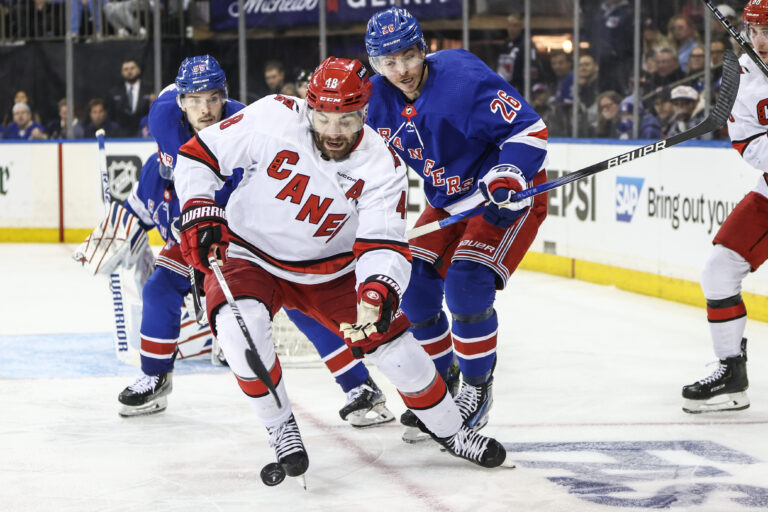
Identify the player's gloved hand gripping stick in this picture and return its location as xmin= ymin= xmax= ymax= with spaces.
xmin=408 ymin=49 xmax=741 ymax=239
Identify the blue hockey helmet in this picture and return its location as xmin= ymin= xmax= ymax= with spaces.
xmin=175 ymin=55 xmax=228 ymax=98
xmin=365 ymin=7 xmax=426 ymax=59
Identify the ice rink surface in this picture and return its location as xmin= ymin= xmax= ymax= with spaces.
xmin=2 ymin=244 xmax=768 ymax=511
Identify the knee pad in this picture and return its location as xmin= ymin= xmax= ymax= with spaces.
xmin=215 ymin=299 xmax=276 ymax=375
xmin=701 ymin=245 xmax=750 ymax=299
xmin=445 ymin=261 xmax=496 ymax=319
xmin=402 ymin=259 xmax=445 ymax=323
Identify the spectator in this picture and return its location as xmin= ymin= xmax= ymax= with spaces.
xmin=668 ymin=15 xmax=701 ymax=72
xmin=549 ymin=50 xmax=574 ymax=105
xmin=617 ymin=95 xmax=661 ymax=140
xmin=3 ymin=90 xmax=41 ymax=127
xmin=530 ymin=83 xmax=557 ymax=128
xmin=263 ymin=60 xmax=286 ymax=96
xmin=2 ymin=103 xmax=47 ymax=139
xmin=589 ymin=0 xmax=634 ymax=93
xmin=295 ymin=69 xmax=311 ymax=99
xmin=280 ymin=82 xmax=298 ymax=97
xmin=594 ymin=91 xmax=622 ymax=138
xmin=667 ymin=85 xmax=704 ymax=138
xmin=577 ymin=54 xmax=601 ymax=127
xmin=712 ymin=3 xmax=741 ymax=51
xmin=686 ymin=44 xmax=707 ymax=92
xmin=650 ymin=87 xmax=676 ymax=138
xmin=82 ymin=98 xmax=120 ymax=138
xmin=642 ymin=17 xmax=673 ymax=55
xmin=71 ymin=0 xmax=105 ymax=37
xmin=108 ymin=58 xmax=152 ymax=137
xmin=495 ymin=13 xmax=546 ymax=92
xmin=646 ymin=47 xmax=686 ymax=94
xmin=103 ymin=0 xmax=147 ymax=37
xmin=710 ymin=39 xmax=728 ymax=85
xmin=45 ymin=99 xmax=85 ymax=139
xmin=11 ymin=0 xmax=64 ymax=38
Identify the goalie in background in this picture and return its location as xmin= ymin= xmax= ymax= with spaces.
xmin=364 ymin=7 xmax=549 ymax=441
xmin=74 ymin=55 xmax=394 ymax=426
xmin=682 ymin=0 xmax=768 ymax=413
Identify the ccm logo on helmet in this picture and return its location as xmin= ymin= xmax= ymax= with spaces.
xmin=319 ymin=96 xmax=342 ymax=103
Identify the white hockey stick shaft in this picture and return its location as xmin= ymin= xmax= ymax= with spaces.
xmin=96 ymin=129 xmax=131 ymax=363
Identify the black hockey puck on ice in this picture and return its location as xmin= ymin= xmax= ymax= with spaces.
xmin=261 ymin=462 xmax=286 ymax=486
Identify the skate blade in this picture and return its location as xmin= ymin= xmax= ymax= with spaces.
xmin=294 ymin=474 xmax=307 ymax=490
xmin=682 ymin=392 xmax=750 ymax=414
xmin=402 ymin=426 xmax=432 ymax=444
xmin=348 ymin=403 xmax=396 ymax=428
xmin=118 ymin=396 xmax=168 ymax=417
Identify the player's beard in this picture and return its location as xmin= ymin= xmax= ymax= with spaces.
xmin=313 ymin=130 xmax=358 ymax=160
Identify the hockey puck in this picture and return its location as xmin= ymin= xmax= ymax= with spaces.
xmin=260 ymin=462 xmax=286 ymax=486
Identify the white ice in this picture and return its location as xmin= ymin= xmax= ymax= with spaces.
xmin=1 ymin=244 xmax=768 ymax=512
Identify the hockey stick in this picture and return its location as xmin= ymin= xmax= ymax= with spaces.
xmin=701 ymin=0 xmax=768 ymax=78
xmin=96 ymin=129 xmax=132 ymax=363
xmin=408 ymin=49 xmax=740 ymax=240
xmin=207 ymin=254 xmax=282 ymax=408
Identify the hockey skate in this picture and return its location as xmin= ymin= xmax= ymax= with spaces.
xmin=118 ymin=372 xmax=173 ymax=417
xmin=435 ymin=424 xmax=506 ymax=468
xmin=339 ymin=377 xmax=395 ymax=428
xmin=682 ymin=338 xmax=749 ymax=414
xmin=402 ymin=361 xmax=461 ymax=443
xmin=267 ymin=414 xmax=309 ymax=485
xmin=455 ymin=376 xmax=493 ymax=430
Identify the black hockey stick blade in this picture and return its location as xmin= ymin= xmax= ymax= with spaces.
xmin=701 ymin=0 xmax=768 ymax=78
xmin=208 ymin=255 xmax=282 ymax=408
xmin=187 ymin=270 xmax=206 ymax=324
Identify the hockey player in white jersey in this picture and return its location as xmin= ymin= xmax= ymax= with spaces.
xmin=174 ymin=57 xmax=507 ymax=478
xmin=682 ymin=0 xmax=768 ymax=413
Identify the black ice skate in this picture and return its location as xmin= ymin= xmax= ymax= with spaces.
xmin=436 ymin=424 xmax=506 ymax=468
xmin=454 ymin=376 xmax=493 ymax=430
xmin=267 ymin=414 xmax=309 ymax=482
xmin=401 ymin=361 xmax=461 ymax=443
xmin=339 ymin=377 xmax=395 ymax=428
xmin=682 ymin=338 xmax=749 ymax=414
xmin=118 ymin=372 xmax=173 ymax=417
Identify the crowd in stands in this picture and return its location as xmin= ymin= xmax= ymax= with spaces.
xmin=494 ymin=1 xmax=741 ymax=140
xmin=0 ymin=1 xmax=743 ymax=140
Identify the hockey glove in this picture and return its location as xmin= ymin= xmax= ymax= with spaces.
xmin=180 ymin=198 xmax=229 ymax=272
xmin=478 ymin=164 xmax=532 ymax=228
xmin=340 ymin=276 xmax=398 ymax=346
xmin=72 ymin=201 xmax=149 ymax=276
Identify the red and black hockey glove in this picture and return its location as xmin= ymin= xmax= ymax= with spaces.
xmin=340 ymin=275 xmax=398 ymax=346
xmin=180 ymin=198 xmax=229 ymax=272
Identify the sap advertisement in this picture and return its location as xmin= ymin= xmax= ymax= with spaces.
xmin=534 ymin=140 xmax=768 ymax=293
xmin=210 ymin=0 xmax=461 ymax=30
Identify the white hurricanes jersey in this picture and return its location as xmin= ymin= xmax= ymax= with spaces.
xmin=174 ymin=94 xmax=412 ymax=296
xmin=728 ymin=54 xmax=768 ymax=197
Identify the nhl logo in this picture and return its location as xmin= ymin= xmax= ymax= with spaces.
xmin=106 ymin=155 xmax=143 ymax=203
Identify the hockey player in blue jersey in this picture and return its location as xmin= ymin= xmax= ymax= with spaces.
xmin=365 ymin=8 xmax=549 ymax=440
xmin=75 ymin=55 xmax=393 ymax=425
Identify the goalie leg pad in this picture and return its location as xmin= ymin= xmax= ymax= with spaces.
xmin=73 ymin=201 xmax=149 ymax=276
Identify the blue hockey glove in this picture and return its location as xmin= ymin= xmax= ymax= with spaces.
xmin=478 ymin=164 xmax=532 ymax=228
